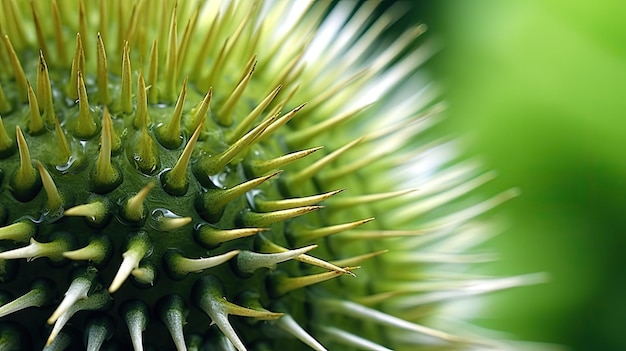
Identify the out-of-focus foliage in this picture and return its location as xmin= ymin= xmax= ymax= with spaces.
xmin=423 ymin=0 xmax=626 ymax=350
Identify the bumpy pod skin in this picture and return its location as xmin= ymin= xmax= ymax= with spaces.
xmin=0 ymin=1 xmax=539 ymax=350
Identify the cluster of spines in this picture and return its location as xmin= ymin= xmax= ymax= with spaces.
xmin=0 ymin=0 xmax=534 ymax=350
xmin=0 ymin=2 xmax=396 ymax=349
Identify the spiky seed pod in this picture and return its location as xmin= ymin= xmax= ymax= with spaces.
xmin=0 ymin=1 xmax=542 ymax=350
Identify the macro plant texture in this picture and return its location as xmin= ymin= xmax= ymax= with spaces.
xmin=0 ymin=0 xmax=537 ymax=350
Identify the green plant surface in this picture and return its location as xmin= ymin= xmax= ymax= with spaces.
xmin=0 ymin=1 xmax=539 ymax=350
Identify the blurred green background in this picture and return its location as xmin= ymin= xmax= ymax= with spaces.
xmin=400 ymin=0 xmax=626 ymax=350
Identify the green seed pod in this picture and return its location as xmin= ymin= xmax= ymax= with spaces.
xmin=0 ymin=1 xmax=542 ymax=350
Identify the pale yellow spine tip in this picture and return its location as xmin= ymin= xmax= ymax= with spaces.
xmin=96 ymin=32 xmax=110 ymax=105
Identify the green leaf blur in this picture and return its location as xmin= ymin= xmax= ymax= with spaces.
xmin=429 ymin=0 xmax=626 ymax=350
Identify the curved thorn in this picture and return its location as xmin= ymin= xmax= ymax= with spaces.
xmin=63 ymin=201 xmax=108 ymax=222
xmin=109 ymin=232 xmax=151 ymax=293
xmin=236 ymin=245 xmax=316 ymax=274
xmin=166 ymin=250 xmax=240 ymax=280
xmin=0 ymin=220 xmax=36 ymax=243
xmin=48 ymin=269 xmax=97 ymax=324
xmin=0 ymin=279 xmax=54 ymax=318
xmin=35 ymin=161 xmax=63 ymax=212
xmin=194 ymin=226 xmax=268 ymax=249
xmin=62 ymin=236 xmax=110 ymax=264
xmin=0 ymin=235 xmax=72 ymax=261
xmin=122 ymin=183 xmax=155 ymax=223
xmin=153 ymin=214 xmax=192 ymax=232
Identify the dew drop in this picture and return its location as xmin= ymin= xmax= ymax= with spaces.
xmin=245 ymin=189 xmax=263 ymax=210
xmin=55 ymin=156 xmax=77 ymax=173
xmin=208 ymin=172 xmax=227 ymax=188
xmin=151 ymin=208 xmax=182 ymax=219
